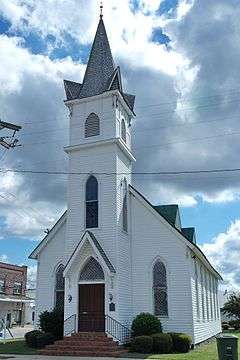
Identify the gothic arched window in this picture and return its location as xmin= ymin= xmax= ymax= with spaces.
xmin=122 ymin=179 xmax=128 ymax=232
xmin=85 ymin=113 xmax=100 ymax=138
xmin=85 ymin=175 xmax=98 ymax=228
xmin=121 ymin=119 xmax=126 ymax=143
xmin=153 ymin=261 xmax=168 ymax=317
xmin=55 ymin=264 xmax=65 ymax=310
xmin=79 ymin=257 xmax=104 ymax=281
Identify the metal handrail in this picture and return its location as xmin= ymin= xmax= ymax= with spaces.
xmin=64 ymin=314 xmax=76 ymax=336
xmin=105 ymin=315 xmax=131 ymax=344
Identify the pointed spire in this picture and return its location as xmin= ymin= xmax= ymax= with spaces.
xmin=79 ymin=16 xmax=115 ymax=99
xmin=100 ymin=1 xmax=103 ymax=19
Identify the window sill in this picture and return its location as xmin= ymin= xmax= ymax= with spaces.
xmin=85 ymin=227 xmax=101 ymax=231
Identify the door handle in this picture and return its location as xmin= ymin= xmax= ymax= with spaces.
xmin=82 ymin=312 xmax=88 ymax=315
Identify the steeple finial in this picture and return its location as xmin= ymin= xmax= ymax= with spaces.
xmin=100 ymin=1 xmax=103 ymax=19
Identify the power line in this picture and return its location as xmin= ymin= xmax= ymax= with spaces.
xmin=15 ymin=91 xmax=240 ymax=128
xmin=1 ymin=167 xmax=240 ymax=176
xmin=16 ymin=128 xmax=240 ymax=150
xmin=17 ymin=113 xmax=240 ymax=139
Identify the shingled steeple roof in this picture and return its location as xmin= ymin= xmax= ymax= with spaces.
xmin=80 ymin=18 xmax=115 ymax=99
xmin=64 ymin=17 xmax=135 ymax=112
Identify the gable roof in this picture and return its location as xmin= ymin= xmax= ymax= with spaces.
xmin=64 ymin=80 xmax=82 ymax=100
xmin=64 ymin=230 xmax=116 ymax=276
xmin=29 ymin=211 xmax=67 ymax=259
xmin=182 ymin=227 xmax=196 ymax=244
xmin=63 ymin=18 xmax=135 ymax=114
xmin=154 ymin=205 xmax=179 ymax=226
xmin=129 ymin=185 xmax=222 ymax=280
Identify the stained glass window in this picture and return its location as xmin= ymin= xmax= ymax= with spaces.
xmin=86 ymin=176 xmax=98 ymax=228
xmin=121 ymin=119 xmax=126 ymax=143
xmin=55 ymin=265 xmax=65 ymax=310
xmin=153 ymin=261 xmax=168 ymax=316
xmin=79 ymin=257 xmax=104 ymax=281
xmin=122 ymin=179 xmax=128 ymax=232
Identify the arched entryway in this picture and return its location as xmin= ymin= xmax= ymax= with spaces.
xmin=78 ymin=257 xmax=105 ymax=332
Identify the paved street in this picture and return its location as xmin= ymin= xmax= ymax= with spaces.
xmin=0 ymin=356 xmax=134 ymax=360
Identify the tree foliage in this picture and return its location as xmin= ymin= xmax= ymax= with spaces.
xmin=222 ymin=292 xmax=240 ymax=320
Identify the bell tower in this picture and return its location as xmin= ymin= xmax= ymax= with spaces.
xmin=63 ymin=11 xmax=135 ymax=323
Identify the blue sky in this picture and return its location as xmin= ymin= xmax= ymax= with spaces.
xmin=0 ymin=0 xmax=240 ymax=288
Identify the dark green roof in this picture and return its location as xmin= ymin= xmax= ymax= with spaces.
xmin=154 ymin=205 xmax=179 ymax=226
xmin=181 ymin=227 xmax=196 ymax=244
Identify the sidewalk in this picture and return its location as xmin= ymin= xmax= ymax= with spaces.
xmin=7 ymin=325 xmax=34 ymax=340
xmin=0 ymin=356 xmax=112 ymax=359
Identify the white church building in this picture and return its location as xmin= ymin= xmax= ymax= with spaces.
xmin=30 ymin=14 xmax=222 ymax=346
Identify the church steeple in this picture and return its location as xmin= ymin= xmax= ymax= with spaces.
xmin=64 ymin=12 xmax=135 ymax=113
xmin=80 ymin=17 xmax=115 ymax=99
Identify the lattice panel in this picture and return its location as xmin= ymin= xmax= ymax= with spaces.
xmin=56 ymin=265 xmax=65 ymax=290
xmin=153 ymin=261 xmax=167 ymax=287
xmin=79 ymin=257 xmax=104 ymax=281
xmin=154 ymin=288 xmax=168 ymax=316
xmin=55 ymin=290 xmax=64 ymax=310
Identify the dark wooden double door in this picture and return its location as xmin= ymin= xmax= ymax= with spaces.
xmin=78 ymin=284 xmax=105 ymax=332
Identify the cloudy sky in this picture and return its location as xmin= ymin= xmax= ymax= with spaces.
xmin=0 ymin=0 xmax=239 ymax=289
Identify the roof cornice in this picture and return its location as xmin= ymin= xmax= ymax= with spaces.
xmin=64 ymin=89 xmax=135 ymax=117
xmin=64 ymin=137 xmax=136 ymax=162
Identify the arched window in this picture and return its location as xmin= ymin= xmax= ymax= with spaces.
xmin=194 ymin=259 xmax=200 ymax=320
xmin=79 ymin=257 xmax=104 ymax=281
xmin=86 ymin=175 xmax=98 ymax=228
xmin=85 ymin=113 xmax=100 ymax=138
xmin=55 ymin=264 xmax=65 ymax=310
xmin=122 ymin=179 xmax=128 ymax=232
xmin=153 ymin=261 xmax=168 ymax=317
xmin=121 ymin=119 xmax=126 ymax=143
xmin=200 ymin=266 xmax=205 ymax=321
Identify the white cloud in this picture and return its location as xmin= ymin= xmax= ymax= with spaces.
xmin=27 ymin=265 xmax=37 ymax=288
xmin=0 ymin=254 xmax=8 ymax=262
xmin=202 ymin=220 xmax=240 ymax=289
xmin=0 ymin=35 xmax=85 ymax=239
xmin=0 ymin=0 xmax=239 ymax=245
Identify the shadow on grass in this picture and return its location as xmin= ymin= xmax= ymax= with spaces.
xmin=0 ymin=339 xmax=37 ymax=355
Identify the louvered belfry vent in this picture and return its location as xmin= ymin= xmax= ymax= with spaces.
xmin=79 ymin=257 xmax=104 ymax=281
xmin=85 ymin=113 xmax=100 ymax=138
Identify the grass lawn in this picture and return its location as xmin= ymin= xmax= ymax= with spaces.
xmin=0 ymin=339 xmax=37 ymax=355
xmin=0 ymin=333 xmax=239 ymax=359
xmin=124 ymin=332 xmax=240 ymax=360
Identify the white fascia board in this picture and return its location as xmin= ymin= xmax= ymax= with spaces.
xmin=64 ymin=138 xmax=136 ymax=162
xmin=29 ymin=212 xmax=67 ymax=260
xmin=129 ymin=186 xmax=222 ymax=280
xmin=64 ymin=90 xmax=135 ymax=118
xmin=63 ymin=232 xmax=114 ymax=277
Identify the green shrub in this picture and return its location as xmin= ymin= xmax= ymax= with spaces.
xmin=131 ymin=313 xmax=162 ymax=337
xmin=131 ymin=335 xmax=153 ymax=353
xmin=152 ymin=333 xmax=173 ymax=354
xmin=35 ymin=332 xmax=55 ymax=348
xmin=25 ymin=330 xmax=43 ymax=348
xmin=39 ymin=308 xmax=64 ymax=340
xmin=169 ymin=333 xmax=192 ymax=353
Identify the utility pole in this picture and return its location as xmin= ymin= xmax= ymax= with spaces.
xmin=0 ymin=120 xmax=21 ymax=149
